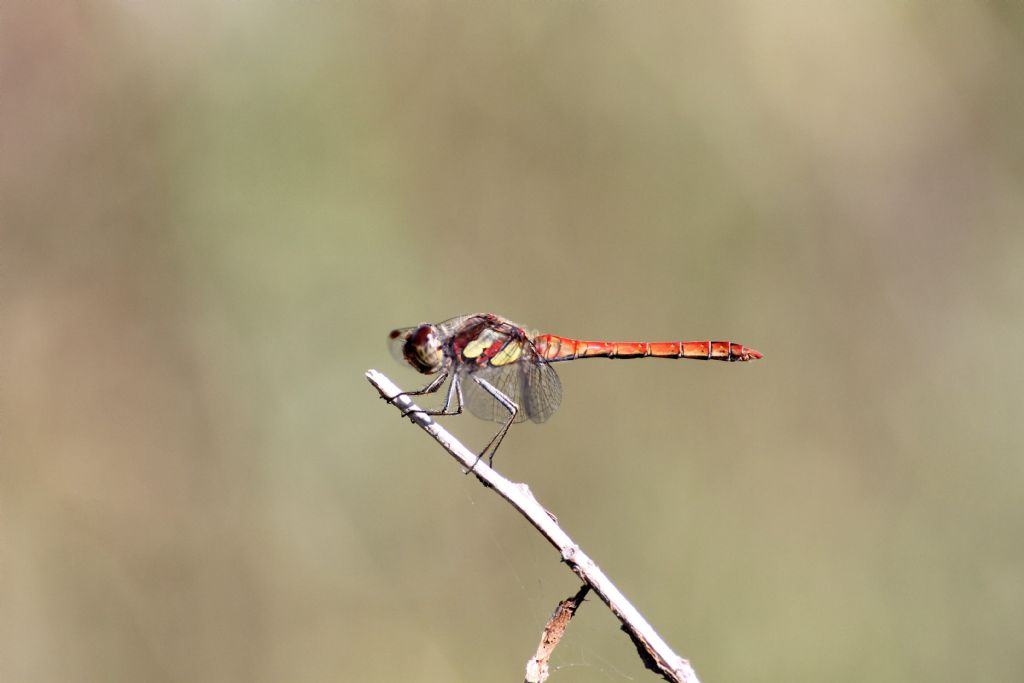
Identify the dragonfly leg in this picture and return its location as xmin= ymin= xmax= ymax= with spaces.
xmin=391 ymin=370 xmax=466 ymax=419
xmin=438 ymin=374 xmax=464 ymax=416
xmin=402 ymin=373 xmax=464 ymax=419
xmin=467 ymin=376 xmax=518 ymax=472
xmin=388 ymin=369 xmax=447 ymax=401
xmin=389 ymin=370 xmax=446 ymax=414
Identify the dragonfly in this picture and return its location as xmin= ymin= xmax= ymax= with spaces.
xmin=388 ymin=313 xmax=762 ymax=467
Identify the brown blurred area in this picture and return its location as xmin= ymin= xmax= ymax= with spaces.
xmin=3 ymin=2 xmax=1023 ymax=682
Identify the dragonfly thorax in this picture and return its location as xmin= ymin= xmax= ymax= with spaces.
xmin=400 ymin=324 xmax=445 ymax=374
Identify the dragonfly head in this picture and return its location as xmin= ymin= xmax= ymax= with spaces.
xmin=389 ymin=324 xmax=444 ymax=374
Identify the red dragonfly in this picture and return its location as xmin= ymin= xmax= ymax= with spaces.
xmin=388 ymin=313 xmax=762 ymax=467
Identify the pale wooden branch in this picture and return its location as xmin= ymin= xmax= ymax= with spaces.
xmin=524 ymin=584 xmax=591 ymax=683
xmin=367 ymin=369 xmax=703 ymax=683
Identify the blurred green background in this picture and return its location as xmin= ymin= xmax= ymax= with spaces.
xmin=4 ymin=2 xmax=1023 ymax=681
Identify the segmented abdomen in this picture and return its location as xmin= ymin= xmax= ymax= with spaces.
xmin=533 ymin=335 xmax=762 ymax=363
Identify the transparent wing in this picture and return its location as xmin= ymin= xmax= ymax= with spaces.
xmin=522 ymin=359 xmax=562 ymax=423
xmin=387 ymin=327 xmax=413 ymax=365
xmin=461 ymin=357 xmax=562 ymax=425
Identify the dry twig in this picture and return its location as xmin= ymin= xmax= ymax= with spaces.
xmin=367 ymin=369 xmax=702 ymax=683
xmin=524 ymin=584 xmax=591 ymax=683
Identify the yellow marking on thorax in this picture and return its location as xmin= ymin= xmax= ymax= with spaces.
xmin=490 ymin=341 xmax=522 ymax=366
xmin=462 ymin=328 xmax=505 ymax=359
xmin=462 ymin=338 xmax=488 ymax=358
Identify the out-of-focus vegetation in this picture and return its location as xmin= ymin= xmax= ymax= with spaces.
xmin=4 ymin=2 xmax=1023 ymax=682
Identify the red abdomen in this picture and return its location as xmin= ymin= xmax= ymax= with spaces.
xmin=533 ymin=335 xmax=762 ymax=363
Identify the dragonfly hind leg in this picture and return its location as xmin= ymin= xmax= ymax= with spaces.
xmin=468 ymin=376 xmax=519 ymax=472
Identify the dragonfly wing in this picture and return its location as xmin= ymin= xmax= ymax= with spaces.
xmin=522 ymin=359 xmax=561 ymax=423
xmin=463 ymin=364 xmax=530 ymax=424
xmin=387 ymin=326 xmax=414 ymax=364
xmin=462 ymin=359 xmax=562 ymax=425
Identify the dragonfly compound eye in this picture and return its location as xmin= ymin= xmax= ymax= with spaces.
xmin=404 ymin=324 xmax=444 ymax=374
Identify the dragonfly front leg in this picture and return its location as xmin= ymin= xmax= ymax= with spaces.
xmin=388 ymin=369 xmax=448 ymax=400
xmin=391 ymin=370 xmax=465 ymax=419
xmin=469 ymin=376 xmax=519 ymax=471
xmin=404 ymin=373 xmax=465 ymax=418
